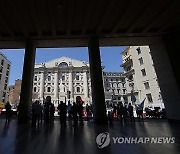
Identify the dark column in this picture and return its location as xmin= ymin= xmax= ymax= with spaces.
xmin=18 ymin=40 xmax=36 ymax=123
xmin=88 ymin=38 xmax=107 ymax=124
xmin=150 ymin=33 xmax=180 ymax=122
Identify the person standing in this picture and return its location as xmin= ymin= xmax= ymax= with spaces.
xmin=57 ymin=101 xmax=67 ymax=126
xmin=118 ymin=102 xmax=124 ymax=123
xmin=5 ymin=102 xmax=12 ymax=122
xmin=128 ymin=103 xmax=135 ymax=122
xmin=71 ymin=102 xmax=78 ymax=126
xmin=50 ymin=103 xmax=55 ymax=120
xmin=44 ymin=96 xmax=51 ymax=121
xmin=77 ymin=101 xmax=84 ymax=125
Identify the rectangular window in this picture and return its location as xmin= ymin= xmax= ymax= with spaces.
xmin=34 ymin=87 xmax=37 ymax=92
xmin=5 ymin=77 xmax=8 ymax=83
xmin=62 ymin=75 xmax=65 ymax=81
xmin=0 ymin=66 xmax=3 ymax=73
xmin=136 ymin=47 xmax=141 ymax=55
xmin=4 ymin=84 xmax=7 ymax=90
xmin=6 ymin=70 xmax=9 ymax=76
xmin=144 ymin=82 xmax=150 ymax=89
xmin=138 ymin=57 xmax=144 ymax=65
xmin=146 ymin=93 xmax=153 ymax=102
xmin=77 ymin=87 xmax=80 ymax=93
xmin=1 ymin=59 xmax=4 ymax=66
xmin=141 ymin=69 xmax=146 ymax=76
xmin=7 ymin=64 xmax=10 ymax=70
xmin=47 ymin=87 xmax=51 ymax=92
xmin=34 ymin=76 xmax=37 ymax=81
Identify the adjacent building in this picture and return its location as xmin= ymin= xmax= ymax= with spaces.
xmin=103 ymin=72 xmax=127 ymax=106
xmin=0 ymin=51 xmax=11 ymax=102
xmin=121 ymin=46 xmax=163 ymax=108
xmin=6 ymin=79 xmax=22 ymax=107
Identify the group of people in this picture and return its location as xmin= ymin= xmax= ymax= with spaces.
xmin=31 ymin=96 xmax=55 ymax=125
xmin=57 ymin=100 xmax=85 ymax=127
xmin=4 ymin=97 xmax=144 ymax=126
xmin=108 ymin=102 xmax=144 ymax=124
xmin=31 ymin=96 xmax=88 ymax=127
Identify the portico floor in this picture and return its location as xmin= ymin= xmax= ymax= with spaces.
xmin=0 ymin=117 xmax=180 ymax=154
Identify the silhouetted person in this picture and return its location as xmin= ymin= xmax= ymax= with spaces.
xmin=44 ymin=96 xmax=51 ymax=121
xmin=123 ymin=104 xmax=128 ymax=123
xmin=108 ymin=111 xmax=113 ymax=124
xmin=67 ymin=101 xmax=72 ymax=120
xmin=118 ymin=102 xmax=124 ymax=123
xmin=113 ymin=105 xmax=117 ymax=119
xmin=57 ymin=101 xmax=67 ymax=126
xmin=136 ymin=104 xmax=143 ymax=121
xmin=128 ymin=103 xmax=135 ymax=122
xmin=71 ymin=102 xmax=78 ymax=126
xmin=50 ymin=103 xmax=55 ymax=119
xmin=36 ymin=101 xmax=42 ymax=124
xmin=77 ymin=101 xmax=84 ymax=125
xmin=5 ymin=102 xmax=11 ymax=122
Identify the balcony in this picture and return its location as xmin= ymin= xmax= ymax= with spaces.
xmin=124 ymin=69 xmax=134 ymax=76
xmin=120 ymin=59 xmax=132 ymax=67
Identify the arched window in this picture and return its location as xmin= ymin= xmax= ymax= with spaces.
xmin=77 ymin=87 xmax=80 ymax=93
xmin=48 ymin=76 xmax=51 ymax=81
xmin=76 ymin=75 xmax=79 ymax=80
xmin=59 ymin=62 xmax=68 ymax=67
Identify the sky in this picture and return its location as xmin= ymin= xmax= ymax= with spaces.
xmin=1 ymin=46 xmax=127 ymax=85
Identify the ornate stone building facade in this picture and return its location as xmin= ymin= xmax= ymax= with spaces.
xmin=103 ymin=72 xmax=127 ymax=106
xmin=33 ymin=57 xmax=91 ymax=107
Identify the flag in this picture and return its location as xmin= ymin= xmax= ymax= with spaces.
xmin=139 ymin=98 xmax=146 ymax=109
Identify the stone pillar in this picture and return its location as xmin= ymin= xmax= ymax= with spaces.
xmin=39 ymin=70 xmax=44 ymax=99
xmin=18 ymin=40 xmax=36 ymax=123
xmin=88 ymin=38 xmax=107 ymax=124
xmin=150 ymin=36 xmax=180 ymax=122
xmin=83 ymin=70 xmax=88 ymax=101
xmin=54 ymin=70 xmax=59 ymax=98
xmin=68 ymin=70 xmax=73 ymax=101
